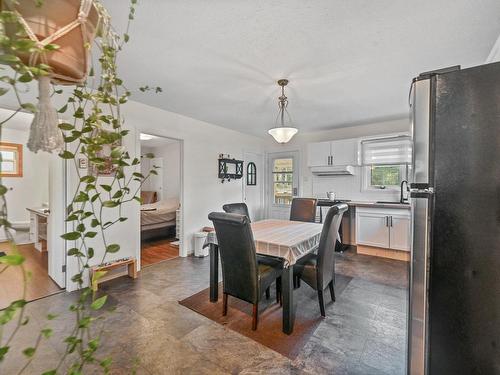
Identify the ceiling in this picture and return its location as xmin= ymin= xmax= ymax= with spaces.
xmin=102 ymin=0 xmax=500 ymax=137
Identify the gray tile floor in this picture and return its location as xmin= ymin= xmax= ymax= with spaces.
xmin=1 ymin=250 xmax=408 ymax=374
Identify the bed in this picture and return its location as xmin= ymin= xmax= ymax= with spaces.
xmin=141 ymin=195 xmax=179 ymax=241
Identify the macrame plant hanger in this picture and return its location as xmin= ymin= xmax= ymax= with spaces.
xmin=5 ymin=0 xmax=109 ymax=153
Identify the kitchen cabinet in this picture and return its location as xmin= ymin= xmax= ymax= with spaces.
xmin=389 ymin=213 xmax=411 ymax=251
xmin=307 ymin=141 xmax=331 ymax=167
xmin=307 ymin=138 xmax=359 ymax=167
xmin=356 ymin=207 xmax=411 ymax=251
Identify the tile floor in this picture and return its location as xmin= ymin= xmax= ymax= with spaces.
xmin=1 ymin=249 xmax=408 ymax=374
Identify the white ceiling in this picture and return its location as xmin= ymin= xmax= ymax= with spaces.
xmin=103 ymin=0 xmax=500 ymax=137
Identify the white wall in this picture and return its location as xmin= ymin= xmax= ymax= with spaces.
xmin=1 ymin=114 xmax=50 ymax=226
xmin=486 ymin=34 xmax=500 ymax=63
xmin=140 ymin=141 xmax=181 ymax=201
xmin=264 ymin=117 xmax=411 ymax=202
xmin=65 ymin=121 xmax=141 ymax=291
xmin=124 ymin=100 xmax=264 ymax=257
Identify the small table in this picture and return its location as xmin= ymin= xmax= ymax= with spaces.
xmin=205 ymin=219 xmax=323 ymax=334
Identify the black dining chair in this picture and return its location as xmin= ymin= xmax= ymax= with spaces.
xmin=208 ymin=212 xmax=284 ymax=330
xmin=293 ymin=203 xmax=348 ymax=317
xmin=222 ymin=202 xmax=278 ymax=291
xmin=290 ymin=198 xmax=318 ymax=222
xmin=222 ymin=203 xmax=251 ymax=222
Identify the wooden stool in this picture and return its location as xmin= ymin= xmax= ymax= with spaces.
xmin=90 ymin=258 xmax=137 ymax=292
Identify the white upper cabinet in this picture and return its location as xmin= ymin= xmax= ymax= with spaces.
xmin=307 ymin=141 xmax=331 ymax=167
xmin=331 ymin=139 xmax=359 ymax=166
xmin=307 ymin=138 xmax=360 ymax=167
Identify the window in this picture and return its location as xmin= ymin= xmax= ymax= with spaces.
xmin=0 ymin=142 xmax=23 ymax=177
xmin=246 ymin=162 xmax=256 ymax=186
xmin=272 ymin=158 xmax=293 ymax=205
xmin=362 ymin=136 xmax=412 ymax=190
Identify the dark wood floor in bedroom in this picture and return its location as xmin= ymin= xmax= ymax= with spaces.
xmin=141 ymin=238 xmax=179 ymax=267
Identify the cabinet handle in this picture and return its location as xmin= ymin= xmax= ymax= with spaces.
xmin=385 ymin=216 xmax=388 ymax=227
xmin=327 ymin=156 xmax=331 ymax=165
xmin=390 ymin=216 xmax=393 ymax=227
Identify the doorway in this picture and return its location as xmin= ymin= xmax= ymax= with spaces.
xmin=267 ymin=151 xmax=299 ymax=220
xmin=0 ymin=114 xmax=65 ymax=309
xmin=139 ymin=133 xmax=182 ymax=267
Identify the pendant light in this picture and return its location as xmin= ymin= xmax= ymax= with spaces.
xmin=268 ymin=79 xmax=298 ymax=144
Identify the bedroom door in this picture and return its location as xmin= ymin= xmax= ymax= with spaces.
xmin=149 ymin=157 xmax=163 ymax=200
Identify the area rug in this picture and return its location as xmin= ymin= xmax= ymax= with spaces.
xmin=179 ymin=274 xmax=352 ymax=359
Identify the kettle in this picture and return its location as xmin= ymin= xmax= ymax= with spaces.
xmin=326 ymin=191 xmax=336 ymax=201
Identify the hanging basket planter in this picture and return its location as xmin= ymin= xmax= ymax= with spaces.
xmin=2 ymin=0 xmax=112 ymax=153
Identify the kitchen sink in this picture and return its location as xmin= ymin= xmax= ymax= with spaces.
xmin=376 ymin=201 xmax=410 ymax=205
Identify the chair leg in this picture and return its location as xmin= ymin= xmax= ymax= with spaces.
xmin=265 ymin=287 xmax=270 ymax=300
xmin=329 ymin=281 xmax=336 ymax=302
xmin=276 ymin=277 xmax=282 ymax=304
xmin=318 ymin=290 xmax=326 ymax=317
xmin=222 ymin=293 xmax=228 ymax=316
xmin=252 ymin=303 xmax=259 ymax=330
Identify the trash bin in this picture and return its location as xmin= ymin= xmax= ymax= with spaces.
xmin=194 ymin=232 xmax=208 ymax=257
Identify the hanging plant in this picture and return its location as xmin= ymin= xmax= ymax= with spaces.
xmin=0 ymin=0 xmax=160 ymax=373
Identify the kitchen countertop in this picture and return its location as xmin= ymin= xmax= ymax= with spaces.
xmin=317 ymin=199 xmax=410 ymax=210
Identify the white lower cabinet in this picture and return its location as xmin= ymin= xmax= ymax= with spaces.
xmin=356 ymin=207 xmax=411 ymax=251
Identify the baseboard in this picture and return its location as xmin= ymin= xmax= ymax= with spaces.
xmin=357 ymin=245 xmax=410 ymax=262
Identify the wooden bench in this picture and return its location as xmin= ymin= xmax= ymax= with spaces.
xmin=90 ymin=258 xmax=137 ymax=291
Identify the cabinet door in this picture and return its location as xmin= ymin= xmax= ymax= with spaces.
xmin=389 ymin=214 xmax=411 ymax=251
xmin=331 ymin=139 xmax=359 ymax=166
xmin=356 ymin=211 xmax=390 ymax=248
xmin=307 ymin=141 xmax=331 ymax=167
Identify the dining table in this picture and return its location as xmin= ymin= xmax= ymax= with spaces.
xmin=204 ymin=218 xmax=323 ymax=335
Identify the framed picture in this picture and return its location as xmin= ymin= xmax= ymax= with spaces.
xmin=0 ymin=142 xmax=23 ymax=177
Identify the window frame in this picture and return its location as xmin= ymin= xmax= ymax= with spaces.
xmin=362 ymin=163 xmax=410 ymax=192
xmin=272 ymin=158 xmax=294 ymax=206
xmin=246 ymin=162 xmax=257 ymax=186
xmin=0 ymin=142 xmax=23 ymax=177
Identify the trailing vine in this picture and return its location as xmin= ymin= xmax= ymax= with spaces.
xmin=0 ymin=1 xmax=159 ymax=373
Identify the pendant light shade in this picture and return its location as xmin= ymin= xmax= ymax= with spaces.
xmin=268 ymin=127 xmax=298 ymax=144
xmin=268 ymin=79 xmax=298 ymax=144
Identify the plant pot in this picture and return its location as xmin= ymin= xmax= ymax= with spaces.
xmin=3 ymin=0 xmax=108 ymax=85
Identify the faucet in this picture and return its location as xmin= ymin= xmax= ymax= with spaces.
xmin=400 ymin=180 xmax=409 ymax=204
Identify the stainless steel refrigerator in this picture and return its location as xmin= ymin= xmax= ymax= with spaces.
xmin=408 ymin=62 xmax=500 ymax=374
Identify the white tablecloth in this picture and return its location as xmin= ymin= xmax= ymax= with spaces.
xmin=204 ymin=219 xmax=323 ymax=266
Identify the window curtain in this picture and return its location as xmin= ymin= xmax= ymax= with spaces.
xmin=362 ymin=136 xmax=412 ymax=165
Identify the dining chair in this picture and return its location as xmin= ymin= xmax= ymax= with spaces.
xmin=222 ymin=202 xmax=277 ymax=282
xmin=293 ymin=203 xmax=348 ymax=317
xmin=222 ymin=203 xmax=251 ymax=222
xmin=208 ymin=212 xmax=284 ymax=330
xmin=290 ymin=198 xmax=318 ymax=222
